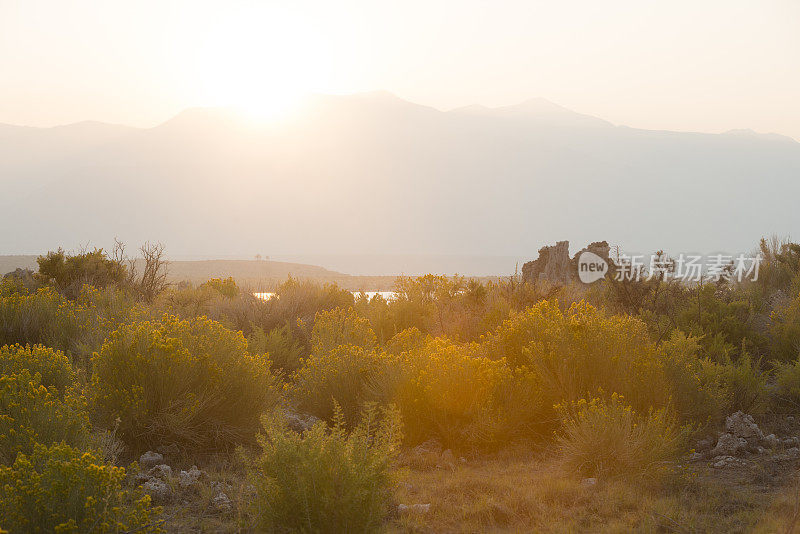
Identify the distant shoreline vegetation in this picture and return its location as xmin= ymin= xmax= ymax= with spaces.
xmin=254 ymin=290 xmax=398 ymax=301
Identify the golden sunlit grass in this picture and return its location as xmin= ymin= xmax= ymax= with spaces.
xmin=389 ymin=453 xmax=800 ymax=534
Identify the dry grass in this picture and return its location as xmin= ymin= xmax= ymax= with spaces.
xmin=388 ymin=452 xmax=800 ymax=534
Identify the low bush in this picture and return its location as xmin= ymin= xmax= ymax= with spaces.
xmin=310 ymin=307 xmax=377 ymax=357
xmin=771 ymin=358 xmax=800 ymax=413
xmin=0 ymin=369 xmax=89 ymax=465
xmin=0 ymin=442 xmax=160 ymax=533
xmin=200 ymin=276 xmax=239 ymax=298
xmin=395 ymin=338 xmax=512 ymax=448
xmin=292 ymin=345 xmax=399 ymax=424
xmin=556 ymin=394 xmax=683 ymax=478
xmin=0 ymin=344 xmax=76 ymax=393
xmin=248 ymin=324 xmax=306 ymax=374
xmin=91 ymin=314 xmax=280 ymax=452
xmin=251 ymin=404 xmax=401 ymax=533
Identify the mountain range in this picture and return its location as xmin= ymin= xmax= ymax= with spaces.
xmin=2 ymin=92 xmax=799 ymax=271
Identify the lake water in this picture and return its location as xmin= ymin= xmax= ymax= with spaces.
xmin=253 ymin=290 xmax=397 ymax=301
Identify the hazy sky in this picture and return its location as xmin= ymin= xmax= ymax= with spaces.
xmin=2 ymin=0 xmax=799 ymax=138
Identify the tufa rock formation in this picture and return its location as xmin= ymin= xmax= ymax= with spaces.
xmin=522 ymin=240 xmax=611 ymax=285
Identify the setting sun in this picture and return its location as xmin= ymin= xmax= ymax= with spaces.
xmin=187 ymin=6 xmax=332 ymax=119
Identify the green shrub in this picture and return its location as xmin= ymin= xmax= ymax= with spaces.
xmin=292 ymin=345 xmax=399 ymax=424
xmin=0 ymin=344 xmax=76 ymax=393
xmin=556 ymin=394 xmax=682 ymax=478
xmin=310 ymin=307 xmax=377 ymax=357
xmin=0 ymin=286 xmax=136 ymax=367
xmin=201 ymin=277 xmax=240 ymax=298
xmin=91 ymin=314 xmax=281 ymax=452
xmin=720 ymin=351 xmax=770 ymax=416
xmin=251 ymin=404 xmax=401 ymax=533
xmin=657 ymin=331 xmax=727 ymax=424
xmin=488 ymin=301 xmax=673 ymax=417
xmin=771 ymin=358 xmax=800 ymax=413
xmin=395 ymin=338 xmax=514 ymax=448
xmin=0 ymin=369 xmax=89 ymax=465
xmin=37 ymin=248 xmax=128 ymax=299
xmin=0 ymin=442 xmax=160 ymax=533
xmin=248 ymin=324 xmax=306 ymax=374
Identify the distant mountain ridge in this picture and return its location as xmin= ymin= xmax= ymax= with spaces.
xmin=1 ymin=92 xmax=798 ymax=261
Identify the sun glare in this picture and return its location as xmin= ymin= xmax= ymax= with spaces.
xmin=189 ymin=7 xmax=331 ymax=121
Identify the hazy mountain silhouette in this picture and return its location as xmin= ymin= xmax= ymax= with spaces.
xmin=2 ymin=92 xmax=799 ymax=266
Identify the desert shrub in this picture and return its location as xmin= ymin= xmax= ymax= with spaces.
xmin=657 ymin=331 xmax=727 ymax=424
xmin=395 ymin=338 xmax=514 ymax=448
xmin=719 ymin=351 xmax=770 ymax=416
xmin=489 ymin=301 xmax=672 ymax=416
xmin=292 ymin=345 xmax=399 ymax=424
xmin=248 ymin=324 xmax=306 ymax=374
xmin=310 ymin=307 xmax=377 ymax=356
xmin=0 ymin=286 xmax=137 ymax=367
xmin=0 ymin=442 xmax=160 ymax=533
xmin=673 ymin=284 xmax=764 ymax=361
xmin=251 ymin=404 xmax=401 ymax=533
xmin=556 ymin=394 xmax=683 ymax=478
xmin=0 ymin=369 xmax=89 ymax=464
xmin=91 ymin=314 xmax=281 ymax=452
xmin=261 ymin=278 xmax=354 ymax=335
xmin=201 ymin=277 xmax=239 ymax=298
xmin=771 ymin=358 xmax=800 ymax=413
xmin=37 ymin=248 xmax=128 ymax=299
xmin=769 ymin=294 xmax=800 ymax=362
xmin=384 ymin=327 xmax=426 ymax=356
xmin=0 ymin=287 xmax=90 ymax=358
xmin=155 ymin=284 xmax=267 ymax=334
xmin=0 ymin=344 xmax=76 ymax=393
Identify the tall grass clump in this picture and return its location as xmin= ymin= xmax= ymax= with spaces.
xmin=556 ymin=394 xmax=683 ymax=479
xmin=251 ymin=404 xmax=402 ymax=533
xmin=91 ymin=314 xmax=281 ymax=452
xmin=0 ymin=442 xmax=160 ymax=533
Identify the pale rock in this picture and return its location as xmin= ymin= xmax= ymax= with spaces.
xmin=139 ymin=451 xmax=164 ymax=471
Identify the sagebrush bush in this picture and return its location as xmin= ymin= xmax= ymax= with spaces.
xmin=200 ymin=277 xmax=239 ymax=298
xmin=248 ymin=324 xmax=306 ymax=374
xmin=556 ymin=394 xmax=683 ymax=478
xmin=0 ymin=442 xmax=160 ymax=533
xmin=91 ymin=314 xmax=281 ymax=452
xmin=0 ymin=368 xmax=89 ymax=465
xmin=292 ymin=345 xmax=399 ymax=424
xmin=0 ymin=344 xmax=76 ymax=393
xmin=487 ymin=301 xmax=708 ymax=424
xmin=771 ymin=358 xmax=800 ymax=413
xmin=310 ymin=307 xmax=377 ymax=357
xmin=395 ymin=338 xmax=512 ymax=448
xmin=252 ymin=404 xmax=402 ymax=533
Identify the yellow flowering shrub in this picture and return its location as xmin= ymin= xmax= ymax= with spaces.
xmin=0 ymin=344 xmax=76 ymax=393
xmin=395 ymin=338 xmax=512 ymax=448
xmin=310 ymin=307 xmax=377 ymax=357
xmin=200 ymin=277 xmax=239 ymax=298
xmin=91 ymin=314 xmax=281 ymax=452
xmin=0 ymin=369 xmax=89 ymax=465
xmin=488 ymin=301 xmax=677 ymax=420
xmin=556 ymin=394 xmax=683 ymax=478
xmin=0 ymin=286 xmax=138 ymax=368
xmin=0 ymin=442 xmax=161 ymax=533
xmin=292 ymin=345 xmax=400 ymax=424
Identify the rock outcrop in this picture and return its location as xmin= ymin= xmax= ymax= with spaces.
xmin=521 ymin=240 xmax=611 ymax=285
